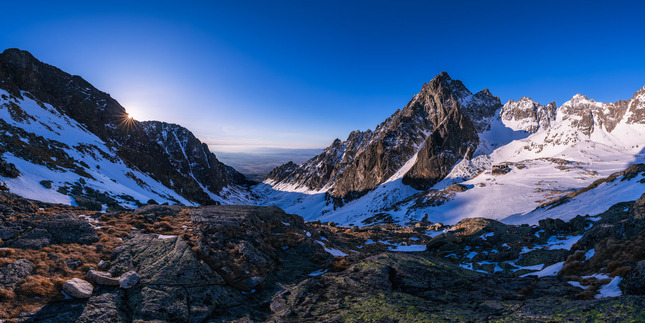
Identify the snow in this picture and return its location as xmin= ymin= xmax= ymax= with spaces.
xmin=568 ymin=281 xmax=588 ymax=289
xmin=308 ymin=269 xmax=327 ymax=276
xmin=595 ymin=276 xmax=623 ymax=298
xmin=480 ymin=232 xmax=495 ymax=240
xmin=315 ymin=240 xmax=348 ymax=257
xmin=388 ymin=244 xmax=427 ymax=252
xmin=157 ymin=234 xmax=177 ymax=239
xmin=255 ymin=89 xmax=645 ymax=227
xmin=0 ymin=89 xmax=196 ymax=207
xmin=521 ymin=261 xmax=565 ymax=277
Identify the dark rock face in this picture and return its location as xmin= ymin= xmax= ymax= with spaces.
xmin=0 ymin=48 xmax=248 ymax=205
xmin=1 ymin=213 xmax=98 ymax=249
xmin=621 ymin=260 xmax=645 ymax=295
xmin=140 ymin=121 xmax=250 ymax=204
xmin=402 ymin=106 xmax=478 ymax=190
xmin=190 ymin=205 xmax=331 ymax=292
xmin=0 ymin=157 xmax=20 ymax=178
xmin=266 ymin=72 xmax=501 ymax=200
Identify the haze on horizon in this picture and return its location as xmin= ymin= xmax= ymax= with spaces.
xmin=1 ymin=0 xmax=644 ymax=154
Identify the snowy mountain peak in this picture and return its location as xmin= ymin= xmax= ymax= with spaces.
xmin=500 ymin=97 xmax=556 ymax=133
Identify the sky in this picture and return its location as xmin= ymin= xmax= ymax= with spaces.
xmin=1 ymin=0 xmax=645 ymax=152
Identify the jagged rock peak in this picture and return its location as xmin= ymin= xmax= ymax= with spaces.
xmin=501 ymin=97 xmax=557 ymax=133
xmin=420 ymin=72 xmax=471 ymax=102
xmin=632 ymin=85 xmax=645 ymax=100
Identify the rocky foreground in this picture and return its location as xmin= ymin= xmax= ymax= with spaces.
xmin=2 ymin=191 xmax=645 ymax=322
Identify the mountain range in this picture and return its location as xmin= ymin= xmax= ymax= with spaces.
xmin=2 ymin=48 xmax=645 ymax=321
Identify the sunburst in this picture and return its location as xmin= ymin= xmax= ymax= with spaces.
xmin=117 ymin=111 xmax=138 ymax=132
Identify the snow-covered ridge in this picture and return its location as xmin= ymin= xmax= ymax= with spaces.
xmin=257 ymin=83 xmax=645 ymax=227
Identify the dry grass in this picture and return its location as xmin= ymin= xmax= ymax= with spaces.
xmin=0 ymin=206 xmax=198 ymax=319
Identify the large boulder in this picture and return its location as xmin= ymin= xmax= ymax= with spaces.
xmin=62 ymin=278 xmax=93 ymax=299
xmin=190 ymin=205 xmax=331 ymax=291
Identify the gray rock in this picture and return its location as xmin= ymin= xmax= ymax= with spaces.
xmin=65 ymin=258 xmax=82 ymax=270
xmin=517 ymin=249 xmax=570 ymax=267
xmin=118 ymin=271 xmax=139 ymax=289
xmin=62 ymin=278 xmax=93 ymax=298
xmin=97 ymin=259 xmax=110 ymax=270
xmin=0 ymin=258 xmax=33 ymax=290
xmin=86 ymin=269 xmax=119 ymax=286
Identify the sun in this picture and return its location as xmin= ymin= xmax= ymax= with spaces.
xmin=125 ymin=108 xmax=140 ymax=121
xmin=117 ymin=110 xmax=139 ymax=132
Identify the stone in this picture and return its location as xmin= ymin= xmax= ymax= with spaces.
xmin=86 ymin=269 xmax=120 ymax=286
xmin=62 ymin=278 xmax=93 ymax=298
xmin=98 ymin=259 xmax=110 ymax=270
xmin=0 ymin=258 xmax=33 ymax=290
xmin=65 ymin=258 xmax=82 ymax=270
xmin=118 ymin=271 xmax=139 ymax=289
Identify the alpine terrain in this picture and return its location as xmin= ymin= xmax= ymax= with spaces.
xmin=2 ymin=49 xmax=645 ymax=321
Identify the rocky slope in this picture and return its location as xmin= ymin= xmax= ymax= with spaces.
xmin=0 ymin=48 xmax=250 ymax=207
xmin=3 ymin=188 xmax=645 ymax=321
xmin=265 ymin=72 xmax=501 ymax=203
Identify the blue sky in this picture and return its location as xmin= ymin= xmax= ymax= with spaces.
xmin=2 ymin=1 xmax=645 ymax=151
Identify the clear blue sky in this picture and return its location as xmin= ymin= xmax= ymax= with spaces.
xmin=2 ymin=0 xmax=644 ymax=151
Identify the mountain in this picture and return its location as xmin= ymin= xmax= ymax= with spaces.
xmin=0 ymin=48 xmax=250 ymax=208
xmin=258 ymin=74 xmax=645 ymax=227
xmin=3 ymin=50 xmax=645 ymax=321
xmin=264 ymin=72 xmax=502 ymax=204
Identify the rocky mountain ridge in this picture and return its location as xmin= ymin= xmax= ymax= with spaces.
xmin=0 ymin=48 xmax=249 ymax=207
xmin=265 ymin=72 xmax=502 ymax=202
xmin=260 ymin=76 xmax=645 ymax=227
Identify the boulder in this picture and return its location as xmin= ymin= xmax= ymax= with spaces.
xmin=62 ymin=278 xmax=93 ymax=298
xmin=86 ymin=269 xmax=119 ymax=286
xmin=118 ymin=271 xmax=139 ymax=289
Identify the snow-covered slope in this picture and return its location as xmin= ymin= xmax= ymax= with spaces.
xmin=0 ymin=48 xmax=252 ymax=208
xmin=0 ymin=88 xmax=194 ymax=208
xmin=257 ymin=85 xmax=645 ymax=226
